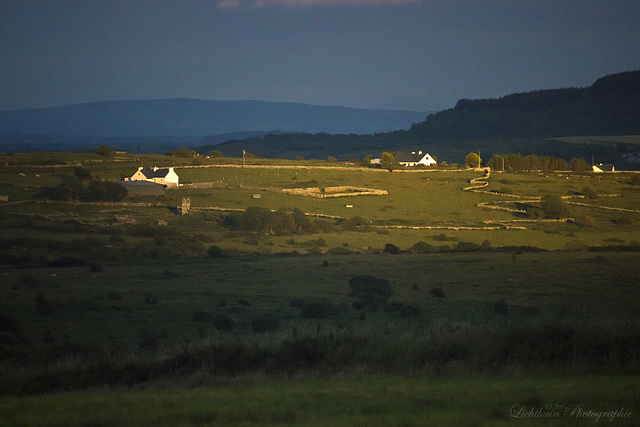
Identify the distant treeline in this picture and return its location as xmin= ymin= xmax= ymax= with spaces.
xmin=487 ymin=154 xmax=591 ymax=171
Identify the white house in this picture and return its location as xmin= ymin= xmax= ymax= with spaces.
xmin=394 ymin=151 xmax=437 ymax=167
xmin=126 ymin=167 xmax=179 ymax=186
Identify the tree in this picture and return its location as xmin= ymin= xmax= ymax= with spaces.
xmin=465 ymin=152 xmax=480 ymax=168
xmin=541 ymin=194 xmax=572 ymax=218
xmin=381 ymin=152 xmax=396 ymax=172
xmin=96 ymin=145 xmax=113 ymax=157
xmin=83 ymin=181 xmax=128 ymax=202
xmin=170 ymin=147 xmax=197 ymax=158
xmin=73 ymin=166 xmax=92 ymax=181
xmin=348 ymin=275 xmax=393 ymax=310
xmin=210 ymin=150 xmax=223 ymax=158
xmin=570 ymin=157 xmax=590 ymax=171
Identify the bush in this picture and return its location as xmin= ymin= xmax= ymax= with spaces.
xmin=35 ymin=292 xmax=53 ymax=315
xmin=48 ymin=256 xmax=86 ymax=268
xmin=580 ymin=186 xmax=598 ymax=199
xmin=213 ymin=314 xmax=234 ymax=332
xmin=83 ymin=180 xmax=128 ymax=202
xmin=494 ymin=300 xmax=509 ymax=316
xmin=348 ymin=275 xmax=393 ymax=310
xmin=430 ymin=287 xmax=446 ymax=298
xmin=207 ymin=245 xmax=227 ymax=258
xmin=192 ymin=310 xmax=213 ymax=322
xmin=412 ymin=241 xmax=435 ymax=253
xmin=541 ymin=194 xmax=572 ymax=218
xmin=383 ymin=243 xmax=401 ymax=254
xmin=615 ymin=215 xmax=633 ymax=225
xmin=251 ymin=314 xmax=280 ymax=333
xmin=455 ymin=241 xmax=480 ymax=252
xmin=19 ymin=275 xmax=39 ymax=289
xmin=301 ymin=299 xmax=340 ymax=319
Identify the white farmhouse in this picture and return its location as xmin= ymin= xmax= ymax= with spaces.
xmin=592 ymin=163 xmax=615 ymax=172
xmin=126 ymin=167 xmax=179 ymax=186
xmin=394 ymin=151 xmax=437 ymax=167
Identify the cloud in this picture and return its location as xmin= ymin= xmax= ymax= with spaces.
xmin=216 ymin=0 xmax=418 ymax=9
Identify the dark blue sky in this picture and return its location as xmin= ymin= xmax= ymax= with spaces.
xmin=1 ymin=0 xmax=639 ymax=112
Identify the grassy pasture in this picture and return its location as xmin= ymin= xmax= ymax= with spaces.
xmin=1 ymin=153 xmax=640 ymax=423
xmin=1 ymin=374 xmax=638 ymax=426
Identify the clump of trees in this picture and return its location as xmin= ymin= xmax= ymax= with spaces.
xmin=223 ymin=207 xmax=361 ymax=235
xmin=487 ymin=153 xmax=576 ymax=171
xmin=38 ymin=173 xmax=128 ymax=203
xmin=348 ymin=275 xmax=393 ymax=310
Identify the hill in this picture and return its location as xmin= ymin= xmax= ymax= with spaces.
xmin=209 ymin=70 xmax=640 ymax=164
xmin=409 ymin=70 xmax=640 ymax=139
xmin=0 ymin=99 xmax=428 ymax=138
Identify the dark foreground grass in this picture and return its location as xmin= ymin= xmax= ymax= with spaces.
xmin=0 ymin=374 xmax=638 ymax=426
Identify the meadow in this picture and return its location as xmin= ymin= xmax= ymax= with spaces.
xmin=0 ymin=152 xmax=639 ymax=424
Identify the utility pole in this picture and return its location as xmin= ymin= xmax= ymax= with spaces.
xmin=478 ymin=150 xmax=481 ymax=169
xmin=243 ymin=149 xmax=246 ymax=168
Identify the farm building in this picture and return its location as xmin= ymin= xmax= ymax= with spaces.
xmin=394 ymin=151 xmax=437 ymax=167
xmin=592 ymin=163 xmax=615 ymax=172
xmin=126 ymin=167 xmax=179 ymax=186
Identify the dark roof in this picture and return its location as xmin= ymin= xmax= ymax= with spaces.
xmin=139 ymin=168 xmax=170 ymax=178
xmin=394 ymin=151 xmax=429 ymax=162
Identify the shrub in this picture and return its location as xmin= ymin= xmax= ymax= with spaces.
xmin=82 ymin=180 xmax=128 ymax=202
xmin=526 ymin=206 xmax=546 ymax=218
xmin=289 ymin=298 xmax=305 ymax=308
xmin=96 ymin=145 xmax=113 ymax=156
xmin=430 ymin=287 xmax=446 ymax=298
xmin=19 ymin=275 xmax=39 ymax=289
xmin=35 ymin=292 xmax=53 ymax=315
xmin=144 ymin=293 xmax=159 ymax=305
xmin=73 ymin=166 xmax=92 ymax=181
xmin=580 ymin=186 xmax=598 ymax=199
xmin=108 ymin=292 xmax=123 ymax=301
xmin=541 ymin=194 xmax=572 ymax=218
xmin=348 ymin=275 xmax=393 ymax=310
xmin=251 ymin=314 xmax=280 ymax=333
xmin=455 ymin=241 xmax=480 ymax=252
xmin=615 ymin=215 xmax=633 ymax=225
xmin=207 ymin=245 xmax=227 ymax=258
xmin=213 ymin=314 xmax=234 ymax=332
xmin=192 ymin=310 xmax=213 ymax=322
xmin=575 ymin=216 xmax=595 ymax=228
xmin=383 ymin=243 xmax=401 ymax=254
xmin=300 ymin=299 xmax=340 ymax=319
xmin=328 ymin=246 xmax=353 ymax=255
xmin=413 ymin=241 xmax=435 ymax=253
xmin=48 ymin=256 xmax=86 ymax=268
xmin=494 ymin=300 xmax=509 ymax=316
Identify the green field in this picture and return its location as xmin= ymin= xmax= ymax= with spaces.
xmin=1 ymin=153 xmax=639 ymax=424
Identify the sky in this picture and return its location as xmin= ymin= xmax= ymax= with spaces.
xmin=1 ymin=0 xmax=639 ymax=112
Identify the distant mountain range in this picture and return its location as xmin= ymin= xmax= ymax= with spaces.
xmin=0 ymin=99 xmax=428 ymax=137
